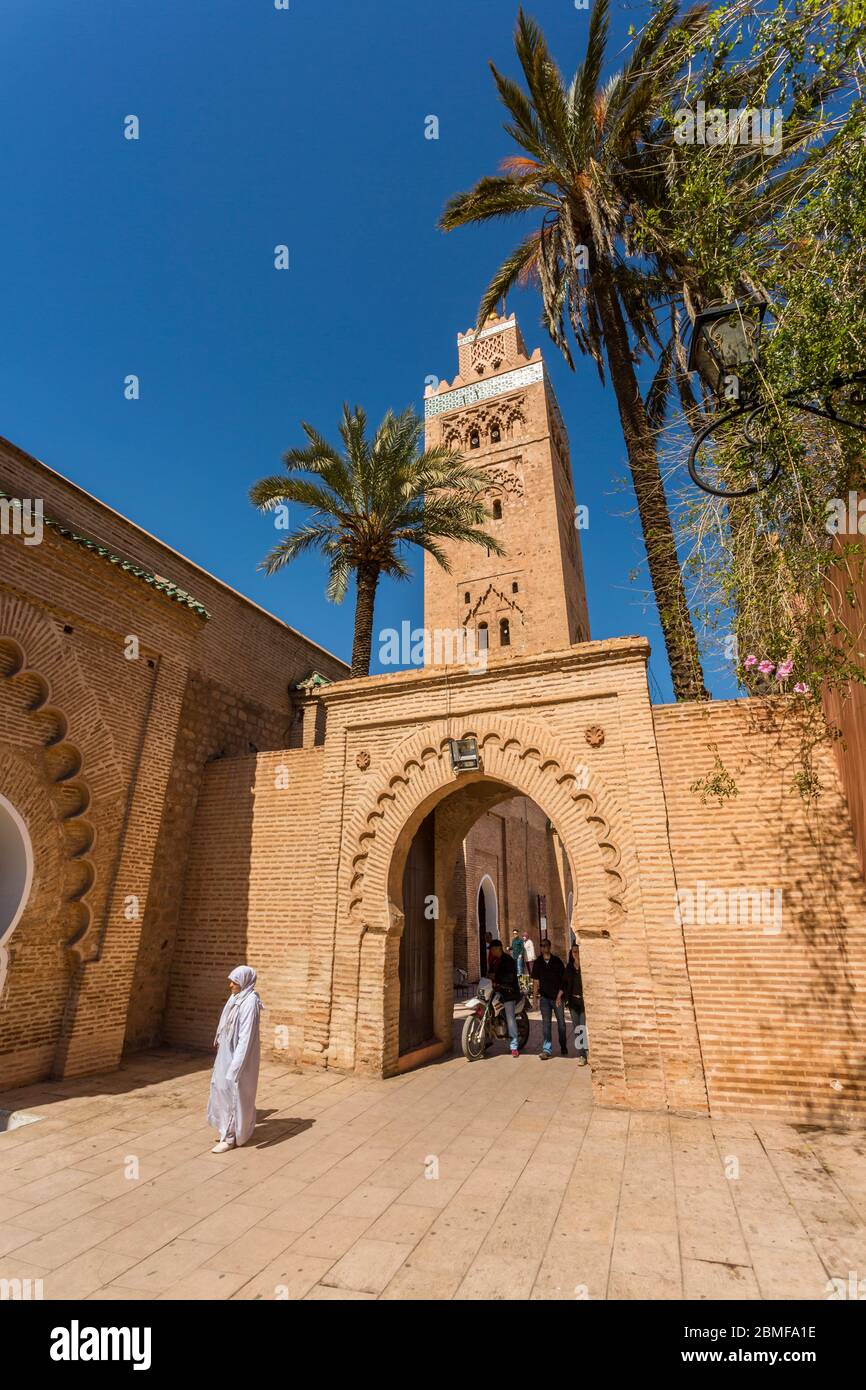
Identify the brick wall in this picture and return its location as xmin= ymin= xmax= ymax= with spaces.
xmin=0 ymin=435 xmax=345 ymax=708
xmin=823 ymin=514 xmax=866 ymax=878
xmin=0 ymin=748 xmax=68 ymax=1087
xmin=163 ymin=749 xmax=325 ymax=1063
xmin=124 ymin=672 xmax=296 ymax=1048
xmin=0 ymin=437 xmax=347 ymax=1086
xmin=654 ymin=699 xmax=866 ymax=1120
xmin=297 ymin=640 xmax=710 ymax=1112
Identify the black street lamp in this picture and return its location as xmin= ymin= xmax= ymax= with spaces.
xmin=687 ymin=297 xmax=769 ymax=405
xmin=685 ymin=296 xmax=866 ymax=498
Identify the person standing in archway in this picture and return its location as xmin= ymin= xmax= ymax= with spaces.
xmin=488 ymin=940 xmax=521 ymax=1058
xmin=521 ymin=931 xmax=536 ymax=992
xmin=531 ymin=938 xmax=567 ymax=1060
xmin=510 ymin=930 xmax=525 ymax=981
xmin=207 ymin=965 xmax=264 ymax=1153
xmin=564 ymin=942 xmax=588 ymax=1065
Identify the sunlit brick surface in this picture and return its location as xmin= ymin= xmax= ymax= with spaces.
xmin=0 ymin=436 xmax=347 ymax=1088
xmin=3 ymin=424 xmax=866 ymax=1125
xmin=0 ymin=1032 xmax=864 ymax=1301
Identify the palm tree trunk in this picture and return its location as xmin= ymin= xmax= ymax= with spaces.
xmin=594 ymin=271 xmax=709 ymax=701
xmin=351 ymin=564 xmax=380 ymax=677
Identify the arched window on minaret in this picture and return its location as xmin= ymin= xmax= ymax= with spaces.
xmin=469 ymin=429 xmax=480 ymax=450
xmin=499 ymin=618 xmax=511 ymax=647
xmin=492 ymin=499 xmax=502 ymax=520
xmin=478 ymin=622 xmax=489 ymax=651
xmin=490 ymin=422 xmax=501 ymax=444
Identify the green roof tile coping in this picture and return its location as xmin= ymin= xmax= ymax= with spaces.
xmin=294 ymin=670 xmax=334 ymax=692
xmin=0 ymin=489 xmax=211 ymax=619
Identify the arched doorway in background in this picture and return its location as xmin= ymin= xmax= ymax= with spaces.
xmin=477 ymin=874 xmax=498 ymax=978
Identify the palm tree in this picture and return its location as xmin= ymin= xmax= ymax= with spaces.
xmin=250 ymin=403 xmax=503 ymax=677
xmin=439 ymin=0 xmax=710 ymax=700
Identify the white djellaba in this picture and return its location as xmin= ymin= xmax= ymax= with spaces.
xmin=207 ymin=965 xmax=263 ymax=1152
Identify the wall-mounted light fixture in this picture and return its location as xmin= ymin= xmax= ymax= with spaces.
xmin=449 ymin=737 xmax=480 ymax=774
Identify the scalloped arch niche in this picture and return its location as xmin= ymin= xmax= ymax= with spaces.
xmin=0 ymin=792 xmax=34 ymax=999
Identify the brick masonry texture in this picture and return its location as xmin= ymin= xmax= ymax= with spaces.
xmin=164 ymin=640 xmax=866 ymax=1122
xmin=2 ymin=332 xmax=866 ymax=1123
xmin=654 ymin=699 xmax=866 ymax=1121
xmin=0 ymin=438 xmax=347 ymax=1089
xmin=823 ymin=515 xmax=866 ymax=879
xmin=163 ymin=748 xmax=325 ymax=1063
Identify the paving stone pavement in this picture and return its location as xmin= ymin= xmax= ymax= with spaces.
xmin=2 ymin=1010 xmax=866 ymax=1301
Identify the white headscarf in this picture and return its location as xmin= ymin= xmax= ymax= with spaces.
xmin=214 ymin=965 xmax=264 ymax=1047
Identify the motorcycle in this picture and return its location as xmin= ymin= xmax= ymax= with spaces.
xmin=461 ymin=977 xmax=530 ymax=1060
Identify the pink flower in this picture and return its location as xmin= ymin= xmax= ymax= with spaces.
xmin=793 ymin=682 xmax=811 ymax=695
xmin=776 ymin=659 xmax=794 ymax=681
xmin=744 ymin=654 xmax=758 ymax=668
xmin=758 ymin=660 xmax=775 ymax=675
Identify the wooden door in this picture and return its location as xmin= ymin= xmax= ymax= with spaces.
xmin=399 ymin=812 xmax=436 ymax=1055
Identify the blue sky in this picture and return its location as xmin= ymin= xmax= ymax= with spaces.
xmin=0 ymin=0 xmax=736 ymax=700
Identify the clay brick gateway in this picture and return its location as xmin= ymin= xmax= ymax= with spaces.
xmin=2 ymin=313 xmax=866 ymax=1125
xmin=325 ymin=675 xmax=699 ymax=1111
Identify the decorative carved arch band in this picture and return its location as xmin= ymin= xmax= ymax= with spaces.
xmin=343 ymin=714 xmax=627 ymax=938
xmin=331 ymin=714 xmax=632 ymax=1081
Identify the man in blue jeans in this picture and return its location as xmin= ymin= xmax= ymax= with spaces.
xmin=488 ymin=939 xmax=521 ymax=1058
xmin=531 ymin=937 xmax=567 ymax=1059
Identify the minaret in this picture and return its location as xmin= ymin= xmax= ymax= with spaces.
xmin=423 ymin=312 xmax=589 ymax=660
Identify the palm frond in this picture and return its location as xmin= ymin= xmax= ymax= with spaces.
xmin=475 ymin=232 xmax=543 ymax=332
xmin=258 ymin=524 xmax=338 ymax=576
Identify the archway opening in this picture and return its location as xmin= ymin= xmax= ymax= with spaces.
xmin=392 ymin=775 xmax=577 ymax=1069
xmin=0 ymin=793 xmax=34 ymax=997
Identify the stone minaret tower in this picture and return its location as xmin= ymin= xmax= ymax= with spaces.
xmin=423 ymin=312 xmax=589 ymax=660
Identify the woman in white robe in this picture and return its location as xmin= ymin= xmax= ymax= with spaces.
xmin=207 ymin=965 xmax=263 ymax=1153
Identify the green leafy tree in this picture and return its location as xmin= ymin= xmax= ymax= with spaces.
xmin=637 ymin=0 xmax=856 ymax=435
xmin=250 ymin=404 xmax=503 ymax=677
xmin=641 ymin=0 xmax=866 ymax=796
